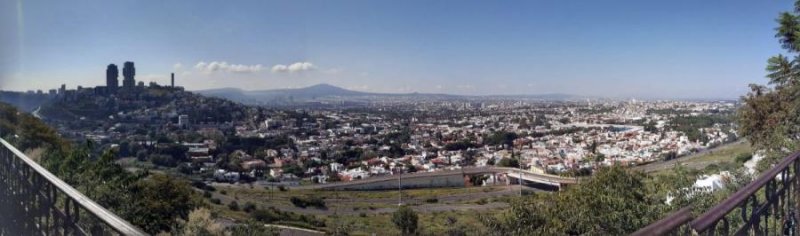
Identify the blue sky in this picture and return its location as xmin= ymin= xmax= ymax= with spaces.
xmin=0 ymin=0 xmax=793 ymax=98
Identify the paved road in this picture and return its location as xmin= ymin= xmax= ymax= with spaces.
xmin=633 ymin=140 xmax=746 ymax=173
xmin=299 ymin=166 xmax=579 ymax=190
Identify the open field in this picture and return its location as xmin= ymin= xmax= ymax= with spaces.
xmin=201 ymin=185 xmax=521 ymax=234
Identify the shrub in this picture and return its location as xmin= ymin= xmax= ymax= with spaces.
xmin=735 ymin=153 xmax=753 ymax=164
xmin=290 ymin=196 xmax=326 ymax=209
xmin=204 ymin=185 xmax=216 ymax=192
xmin=243 ymin=202 xmax=257 ymax=213
xmin=228 ymin=201 xmax=240 ymax=211
xmin=210 ymin=198 xmax=221 ymax=205
xmin=392 ymin=206 xmax=418 ymax=235
xmin=250 ymin=209 xmax=278 ymax=223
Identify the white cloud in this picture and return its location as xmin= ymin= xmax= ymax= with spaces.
xmin=271 ymin=62 xmax=316 ymax=73
xmin=270 ymin=64 xmax=287 ymax=73
xmin=173 ymin=63 xmax=183 ymax=71
xmin=194 ymin=61 xmax=263 ymax=74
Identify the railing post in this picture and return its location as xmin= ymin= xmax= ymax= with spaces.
xmin=638 ymin=151 xmax=800 ymax=235
xmin=0 ymin=138 xmax=146 ymax=235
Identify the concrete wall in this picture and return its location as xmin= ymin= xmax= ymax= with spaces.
xmin=330 ymin=173 xmax=466 ymax=190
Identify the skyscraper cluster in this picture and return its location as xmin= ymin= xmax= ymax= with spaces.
xmin=106 ymin=64 xmax=119 ymax=92
xmin=106 ymin=61 xmax=136 ymax=93
xmin=122 ymin=61 xmax=136 ymax=88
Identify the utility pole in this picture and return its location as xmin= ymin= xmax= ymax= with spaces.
xmin=517 ymin=148 xmax=523 ymax=197
xmin=398 ymin=166 xmax=403 ymax=206
xmin=334 ymin=183 xmax=340 ymax=234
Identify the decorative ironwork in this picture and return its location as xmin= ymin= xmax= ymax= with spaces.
xmin=0 ymin=138 xmax=146 ymax=235
xmin=633 ymin=151 xmax=800 ymax=235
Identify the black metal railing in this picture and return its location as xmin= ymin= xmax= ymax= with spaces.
xmin=633 ymin=150 xmax=800 ymax=235
xmin=0 ymin=138 xmax=146 ymax=235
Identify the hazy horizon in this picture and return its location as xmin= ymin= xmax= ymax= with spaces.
xmin=1 ymin=0 xmax=791 ymax=99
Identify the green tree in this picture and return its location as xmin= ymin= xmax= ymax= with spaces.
xmin=392 ymin=205 xmax=419 ymax=235
xmin=482 ymin=166 xmax=665 ymax=235
xmin=126 ymin=174 xmax=204 ymax=234
xmin=738 ymin=1 xmax=800 ymax=171
xmin=181 ymin=208 xmax=224 ymax=236
xmin=226 ymin=221 xmax=280 ymax=236
xmin=594 ymin=153 xmax=605 ymax=163
xmin=496 ymin=158 xmax=519 ymax=168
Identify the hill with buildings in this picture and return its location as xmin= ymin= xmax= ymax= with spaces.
xmin=0 ymin=91 xmax=54 ymax=112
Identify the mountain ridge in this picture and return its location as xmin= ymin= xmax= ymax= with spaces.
xmin=197 ymin=83 xmax=581 ymax=97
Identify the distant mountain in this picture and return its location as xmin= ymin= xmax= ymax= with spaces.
xmin=197 ymin=84 xmax=371 ymax=104
xmin=196 ymin=83 xmax=585 ymax=105
xmin=255 ymin=83 xmax=371 ymax=97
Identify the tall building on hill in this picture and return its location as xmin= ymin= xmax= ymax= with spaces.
xmin=178 ymin=114 xmax=190 ymax=127
xmin=106 ymin=64 xmax=119 ymax=92
xmin=122 ymin=61 xmax=136 ymax=88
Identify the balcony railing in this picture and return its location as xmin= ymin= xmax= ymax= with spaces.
xmin=0 ymin=138 xmax=146 ymax=235
xmin=633 ymin=150 xmax=800 ymax=235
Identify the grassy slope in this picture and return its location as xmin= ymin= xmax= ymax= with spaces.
xmin=206 ymin=185 xmax=512 ymax=235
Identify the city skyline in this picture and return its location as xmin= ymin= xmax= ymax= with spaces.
xmin=0 ymin=0 xmax=793 ymax=99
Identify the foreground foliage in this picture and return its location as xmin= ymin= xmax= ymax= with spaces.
xmin=738 ymin=0 xmax=800 ymax=171
xmin=0 ymin=102 xmax=203 ymax=234
xmin=481 ymin=165 xmax=748 ymax=235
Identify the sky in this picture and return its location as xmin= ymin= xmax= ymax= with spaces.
xmin=0 ymin=0 xmax=794 ymax=99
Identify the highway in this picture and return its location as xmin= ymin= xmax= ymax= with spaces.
xmin=298 ymin=166 xmax=580 ymax=190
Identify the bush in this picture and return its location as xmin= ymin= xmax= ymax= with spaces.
xmin=204 ymin=185 xmax=216 ymax=192
xmin=220 ymin=190 xmax=227 ymax=195
xmin=202 ymin=191 xmax=212 ymax=198
xmin=191 ymin=180 xmax=207 ymax=189
xmin=210 ymin=198 xmax=221 ymax=205
xmin=496 ymin=158 xmax=519 ymax=168
xmin=228 ymin=201 xmax=240 ymax=211
xmin=392 ymin=206 xmax=418 ymax=235
xmin=735 ymin=153 xmax=753 ymax=164
xmin=243 ymin=202 xmax=257 ymax=213
xmin=278 ymin=185 xmax=287 ymax=191
xmin=424 ymin=198 xmax=439 ymax=203
xmin=290 ymin=196 xmax=326 ymax=209
xmin=251 ymin=209 xmax=278 ymax=223
xmin=149 ymin=154 xmax=178 ymax=167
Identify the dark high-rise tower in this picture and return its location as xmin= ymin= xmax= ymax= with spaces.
xmin=171 ymin=73 xmax=175 ymax=88
xmin=122 ymin=61 xmax=136 ymax=88
xmin=106 ymin=64 xmax=119 ymax=92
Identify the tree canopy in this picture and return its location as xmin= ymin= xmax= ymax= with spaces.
xmin=738 ymin=0 xmax=800 ymax=170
